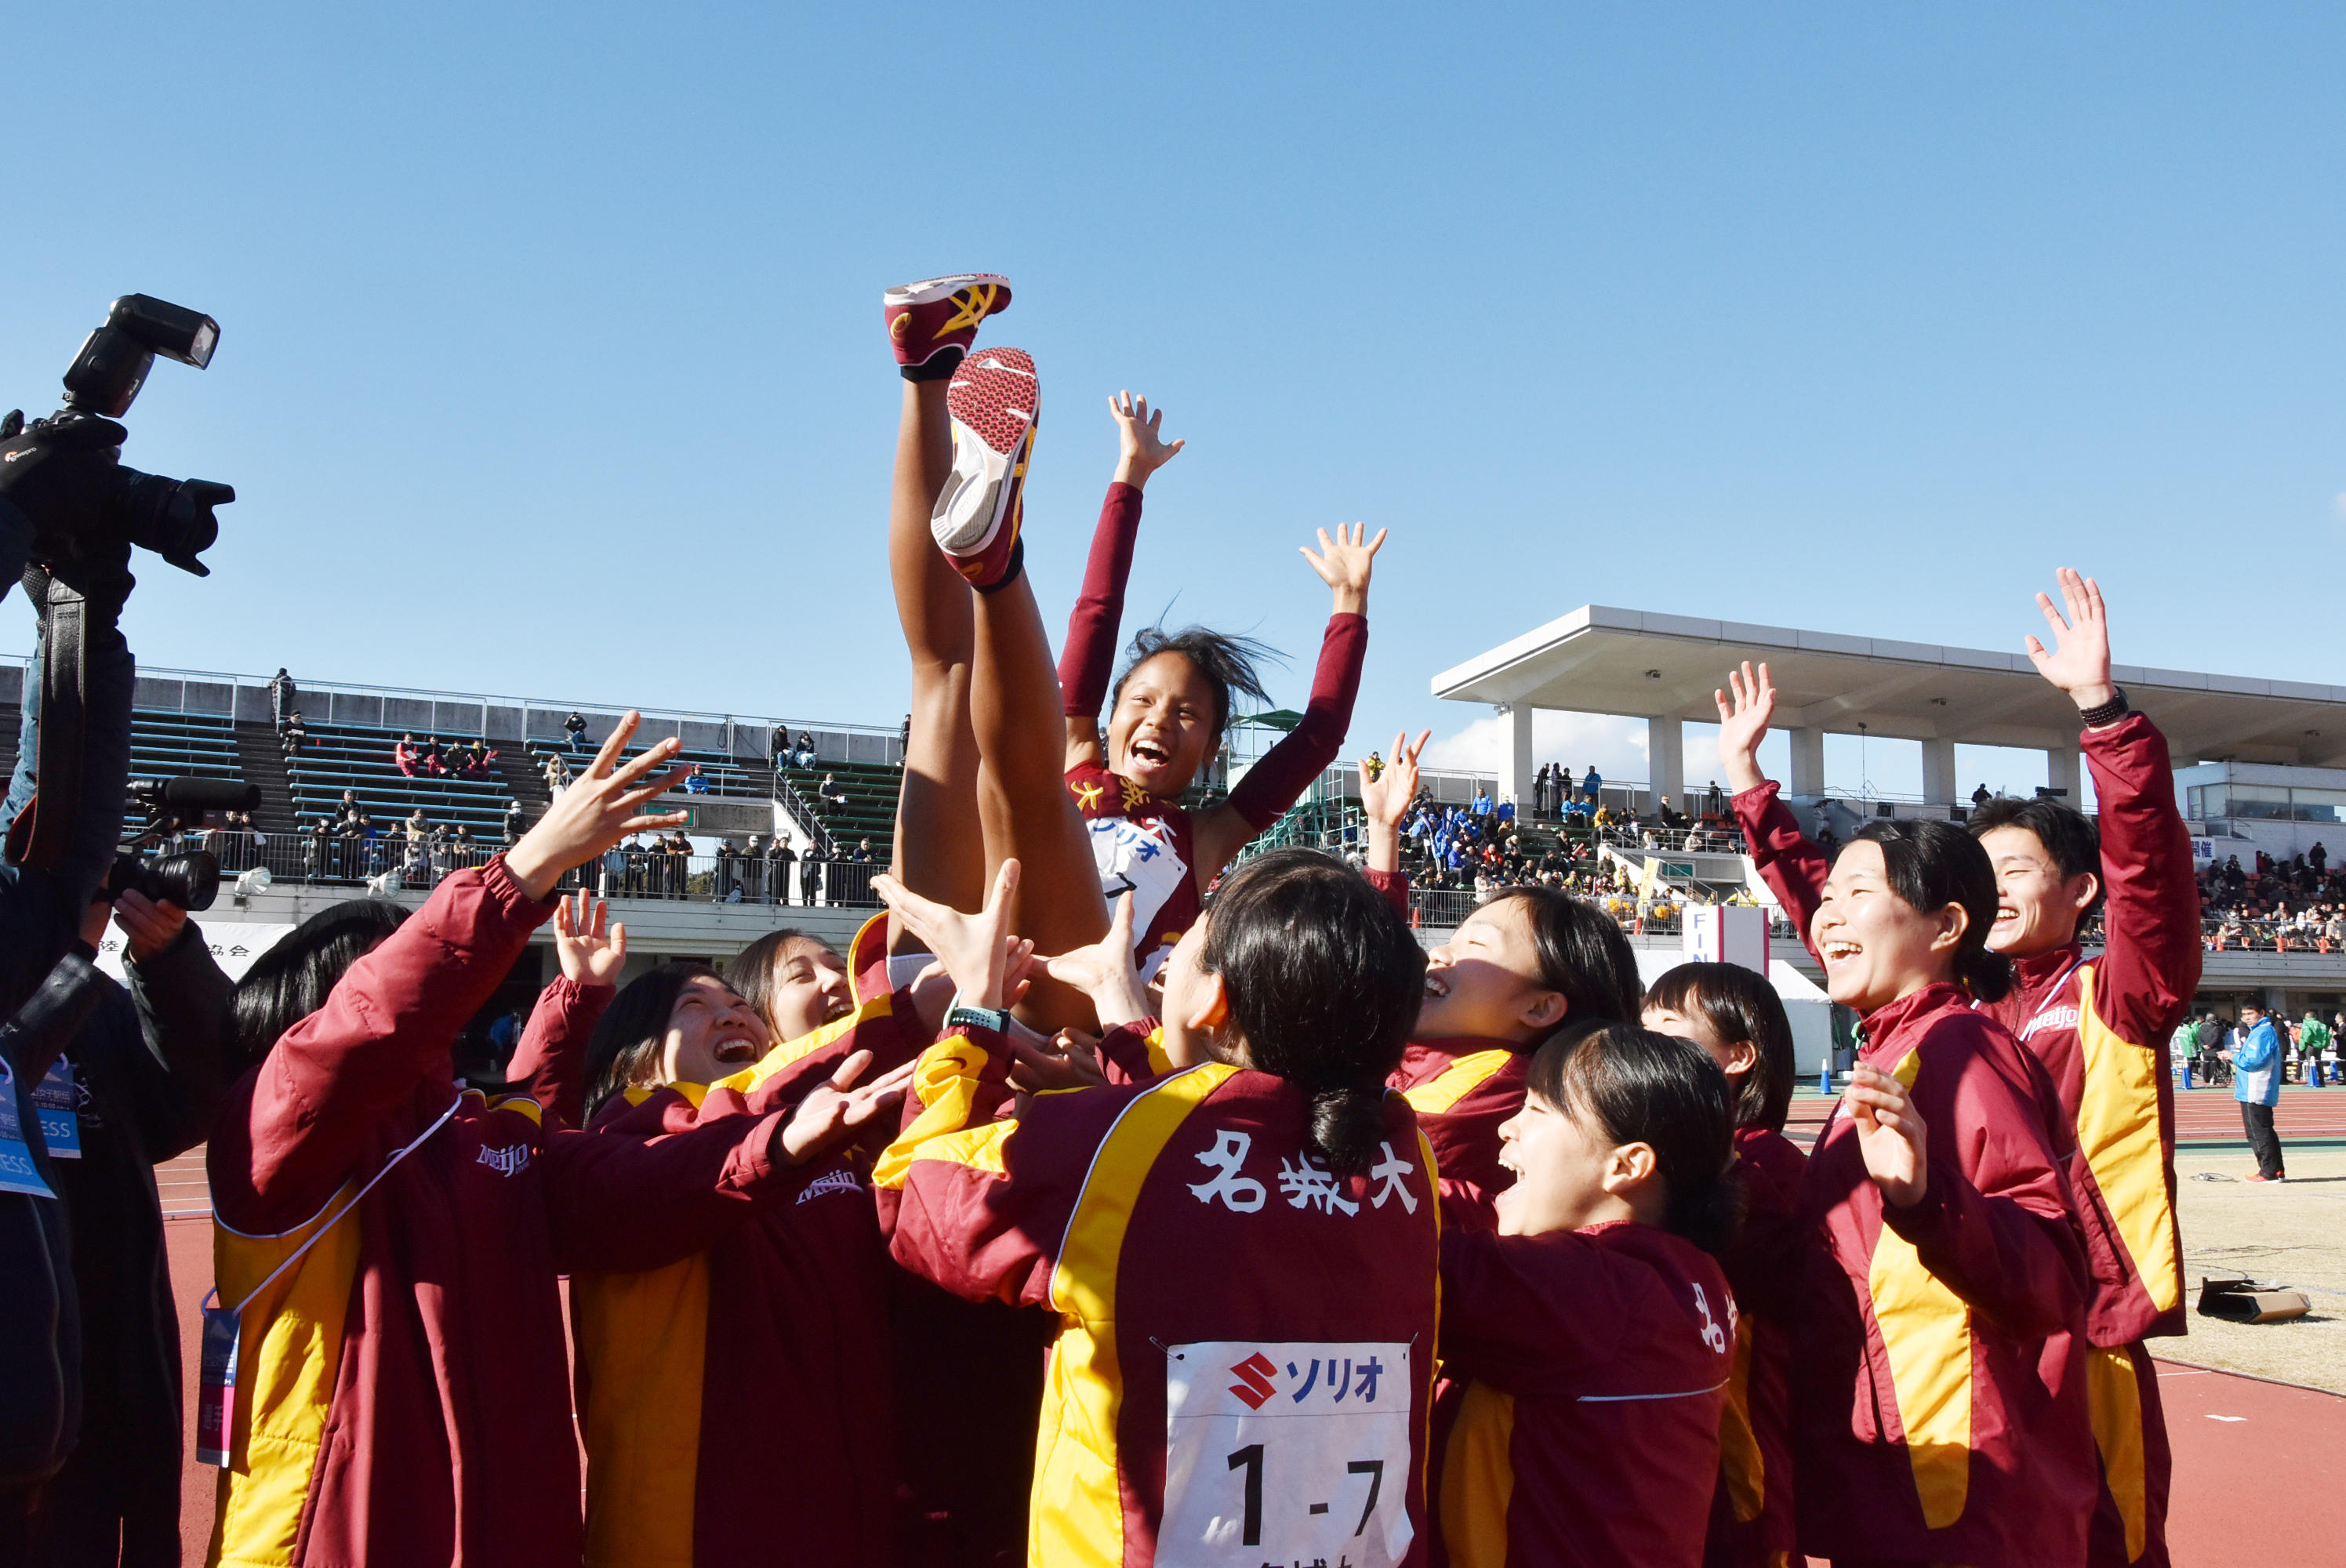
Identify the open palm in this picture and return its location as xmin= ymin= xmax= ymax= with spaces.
xmin=2025 ymin=568 xmax=2116 ymax=710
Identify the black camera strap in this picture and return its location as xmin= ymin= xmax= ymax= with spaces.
xmin=16 ymin=565 xmax=87 ymax=873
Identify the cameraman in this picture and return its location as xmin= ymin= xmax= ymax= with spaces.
xmin=24 ymin=891 xmax=237 ymax=1567
xmin=0 ymin=547 xmax=139 ymax=1547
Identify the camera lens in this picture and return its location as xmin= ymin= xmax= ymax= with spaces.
xmin=113 ymin=470 xmax=220 ymax=567
xmin=151 ymin=853 xmax=221 ymax=912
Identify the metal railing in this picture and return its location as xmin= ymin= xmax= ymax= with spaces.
xmin=164 ymin=834 xmax=885 ymax=908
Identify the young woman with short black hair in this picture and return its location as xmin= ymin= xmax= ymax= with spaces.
xmin=1717 ymin=663 xmax=2097 ymax=1568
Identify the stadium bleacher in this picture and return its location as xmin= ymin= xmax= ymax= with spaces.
xmin=776 ymin=758 xmax=903 ymax=851
xmin=285 ymin=720 xmax=518 ymax=837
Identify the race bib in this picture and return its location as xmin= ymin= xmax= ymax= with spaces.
xmin=1088 ymin=816 xmax=1189 ymax=946
xmin=31 ymin=1058 xmax=80 ymax=1160
xmin=1160 ymin=1340 xmax=1413 ymax=1568
xmin=0 ymin=1059 xmax=56 ymax=1198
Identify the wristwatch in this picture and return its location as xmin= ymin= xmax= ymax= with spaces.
xmin=2077 ymin=688 xmax=2129 ymax=728
xmin=944 ymin=1000 xmax=1011 ymax=1036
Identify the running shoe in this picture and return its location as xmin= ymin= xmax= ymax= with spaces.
xmin=2243 ymin=1172 xmax=2286 ymax=1183
xmin=932 ymin=347 xmax=1038 ymax=590
xmin=884 ymin=274 xmax=1011 ymax=378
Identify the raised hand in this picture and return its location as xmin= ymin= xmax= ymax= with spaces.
xmin=1109 ymin=390 xmax=1186 ymax=489
xmin=777 ymin=1048 xmax=919 ymax=1166
xmin=1847 ymin=1062 xmax=1928 ymax=1207
xmin=2025 ymin=568 xmax=2119 ymax=716
xmin=552 ymin=889 xmax=626 ymax=987
xmin=873 ymin=859 xmax=1026 ymax=1012
xmin=1300 ymin=522 xmax=1388 ymax=615
xmin=505 ymin=711 xmax=690 ymax=900
xmin=1713 ymin=661 xmax=1776 ymax=796
xmin=1008 ymin=1025 xmax=1110 ymax=1094
xmin=1361 ymin=729 xmax=1431 ymax=832
xmin=1040 ymin=892 xmax=1150 ymax=1029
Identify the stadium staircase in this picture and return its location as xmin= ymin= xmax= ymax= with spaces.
xmin=231 ymin=724 xmax=301 ymax=834
xmin=776 ymin=758 xmax=902 ymax=855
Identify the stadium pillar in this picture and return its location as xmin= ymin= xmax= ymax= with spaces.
xmin=2046 ymin=744 xmax=2081 ymax=805
xmin=1787 ymin=727 xmax=1825 ymax=797
xmin=1508 ymin=702 xmax=1535 ymax=808
xmin=1647 ymin=716 xmax=1683 ymax=814
xmin=1921 ymin=738 xmax=1958 ymax=805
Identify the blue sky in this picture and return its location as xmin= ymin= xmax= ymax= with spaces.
xmin=4 ymin=4 xmax=2340 ymax=800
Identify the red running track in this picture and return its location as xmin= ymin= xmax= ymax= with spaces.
xmin=1786 ymin=1083 xmax=2346 ymax=1148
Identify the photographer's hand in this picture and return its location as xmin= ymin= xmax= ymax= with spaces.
xmin=111 ymin=887 xmax=187 ymax=963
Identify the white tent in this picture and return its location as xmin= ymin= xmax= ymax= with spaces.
xmin=1631 ymin=949 xmax=1836 ymax=1076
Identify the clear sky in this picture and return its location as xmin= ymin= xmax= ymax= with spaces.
xmin=5 ymin=4 xmax=2340 ymax=800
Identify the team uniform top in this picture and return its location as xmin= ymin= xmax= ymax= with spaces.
xmin=1433 ymin=1221 xmax=1736 ymax=1568
xmin=1705 ymin=1123 xmax=1807 ymax=1568
xmin=876 ymin=1024 xmax=1441 ymax=1568
xmin=203 ymin=861 xmax=806 ymax=1568
xmin=1059 ymin=481 xmax=1370 ymax=970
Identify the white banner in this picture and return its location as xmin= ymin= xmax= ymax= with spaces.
xmin=91 ymin=921 xmax=300 ymax=983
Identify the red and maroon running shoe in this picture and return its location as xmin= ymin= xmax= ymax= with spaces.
xmin=884 ymin=274 xmax=1011 ymax=378
xmin=932 ymin=347 xmax=1038 ymax=590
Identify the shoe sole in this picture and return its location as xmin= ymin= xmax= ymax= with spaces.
xmin=884 ymin=273 xmax=1010 ymax=308
xmin=935 ymin=350 xmax=1038 ymax=556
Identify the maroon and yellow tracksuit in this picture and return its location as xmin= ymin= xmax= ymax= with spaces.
xmin=877 ymin=1027 xmax=1442 ymax=1568
xmin=1706 ymin=1125 xmax=1807 ymax=1568
xmin=1433 ymin=1221 xmax=1737 ymax=1568
xmin=205 ymin=861 xmax=808 ymax=1568
xmin=1389 ymin=1039 xmax=1527 ymax=1232
xmin=502 ymin=946 xmax=929 ymax=1568
xmin=1740 ymin=709 xmax=2200 ymax=1566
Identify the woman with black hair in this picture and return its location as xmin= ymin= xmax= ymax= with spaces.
xmin=202 ymin=717 xmax=904 ymax=1568
xmin=875 ymin=849 xmax=1440 ymax=1568
xmin=1360 ymin=734 xmax=1646 ymax=1230
xmin=1643 ymin=962 xmax=1807 ymax=1568
xmin=1716 ymin=665 xmax=2097 ymax=1568
xmin=1432 ymin=1022 xmax=1741 ymax=1568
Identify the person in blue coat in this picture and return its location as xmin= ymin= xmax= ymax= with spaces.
xmin=2232 ymin=1000 xmax=2285 ymax=1181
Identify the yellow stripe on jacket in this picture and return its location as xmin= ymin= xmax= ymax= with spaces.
xmin=1402 ymin=1048 xmax=1515 ymax=1116
xmin=2071 ymin=964 xmax=2180 ymax=1318
xmin=209 ymin=1188 xmax=364 ymax=1568
xmin=574 ymin=1256 xmax=710 ymax=1568
xmin=1438 ymin=1381 xmax=1516 ymax=1568
xmin=1868 ymin=1046 xmax=1972 ymax=1530
xmin=1037 ymin=1063 xmax=1240 ymax=1568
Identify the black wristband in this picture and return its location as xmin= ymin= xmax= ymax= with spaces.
xmin=2077 ymin=688 xmax=2129 ymax=728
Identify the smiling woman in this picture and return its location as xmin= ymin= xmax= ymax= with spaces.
xmin=581 ymin=964 xmax=771 ymax=1118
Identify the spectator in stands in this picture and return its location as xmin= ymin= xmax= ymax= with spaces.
xmin=504 ymin=798 xmax=525 ymax=844
xmin=280 ymin=710 xmax=308 ymax=760
xmin=794 ymin=730 xmax=818 ymax=768
xmin=684 ymin=764 xmax=710 ymax=795
xmin=1578 ymin=763 xmax=1599 ymax=802
xmin=800 ymin=838 xmax=826 ymax=906
xmin=1972 ymin=782 xmax=1992 ymax=808
xmin=543 ymin=751 xmax=571 ymax=794
xmin=566 ymin=710 xmax=589 ymax=751
xmin=817 ymin=772 xmax=848 ymax=815
xmin=770 ymin=722 xmax=790 ymax=765
xmin=850 ymin=837 xmax=874 ymax=864
xmin=768 ymin=833 xmax=796 ymax=905
xmin=269 ymin=666 xmax=297 ymax=731
xmin=395 ymin=732 xmax=423 ymax=776
xmin=421 ymin=735 xmax=448 ymax=774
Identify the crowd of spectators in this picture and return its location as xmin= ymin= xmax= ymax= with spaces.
xmin=2195 ymin=844 xmax=2346 ymax=950
xmin=2174 ymin=1007 xmax=2346 ymax=1088
xmin=393 ymin=731 xmax=499 ymax=779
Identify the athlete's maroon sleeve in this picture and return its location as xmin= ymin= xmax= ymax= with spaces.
xmin=1057 ymin=481 xmax=1146 ymax=720
xmin=1437 ymin=1225 xmax=1623 ymax=1385
xmin=1097 ymin=1018 xmax=1168 ymax=1086
xmin=507 ymin=975 xmax=610 ymax=1130
xmin=1364 ymin=866 xmax=1409 ymax=916
xmin=2081 ymin=711 xmax=2203 ymax=1046
xmin=209 ymin=857 xmax=553 ymax=1234
xmin=1226 ymin=613 xmax=1369 ymax=831
xmin=543 ymin=1086 xmax=812 ymax=1275
xmin=1731 ymin=780 xmax=1829 ymax=958
xmin=1880 ymin=1022 xmax=2088 ymax=1338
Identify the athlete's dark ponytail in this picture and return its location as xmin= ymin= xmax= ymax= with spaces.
xmin=1526 ymin=1021 xmax=1742 ymax=1255
xmin=1200 ymin=847 xmax=1425 ymax=1174
xmin=1850 ymin=819 xmax=2014 ymax=1004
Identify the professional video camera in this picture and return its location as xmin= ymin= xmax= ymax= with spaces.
xmin=0 ymin=294 xmax=234 ymax=580
xmin=105 ymin=776 xmax=261 ymax=913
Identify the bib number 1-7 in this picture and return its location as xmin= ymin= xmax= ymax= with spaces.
xmin=1159 ymin=1340 xmax=1412 ymax=1568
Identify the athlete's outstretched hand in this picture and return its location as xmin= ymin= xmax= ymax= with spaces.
xmin=505 ymin=711 xmax=689 ymax=900
xmin=1847 ymin=1062 xmax=1928 ymax=1207
xmin=1041 ymin=892 xmax=1151 ymax=1029
xmin=1714 ymin=661 xmax=1775 ymax=797
xmin=552 ymin=890 xmax=626 ymax=987
xmin=1361 ymin=729 xmax=1432 ymax=876
xmin=1109 ymin=391 xmax=1185 ymax=490
xmin=873 ymin=859 xmax=1032 ymax=1013
xmin=1009 ymin=1025 xmax=1110 ymax=1094
xmin=777 ymin=1049 xmax=918 ymax=1166
xmin=2025 ymin=568 xmax=2119 ymax=717
xmin=1302 ymin=522 xmax=1387 ymax=616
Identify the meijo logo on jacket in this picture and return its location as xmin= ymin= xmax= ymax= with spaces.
xmin=474 ymin=1144 xmax=532 ymax=1178
xmin=797 ymin=1168 xmax=863 ymax=1204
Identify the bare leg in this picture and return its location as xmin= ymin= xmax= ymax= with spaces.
xmin=971 ymin=570 xmax=1111 ymax=1026
xmin=887 ymin=379 xmax=987 ymax=942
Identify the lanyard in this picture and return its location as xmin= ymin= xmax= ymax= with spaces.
xmin=210 ymin=1094 xmax=463 ymax=1318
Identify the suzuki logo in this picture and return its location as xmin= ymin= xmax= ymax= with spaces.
xmin=1227 ymin=1352 xmax=1278 ymax=1410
